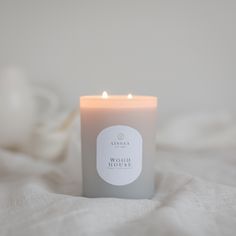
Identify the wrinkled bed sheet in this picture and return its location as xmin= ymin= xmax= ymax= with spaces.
xmin=0 ymin=112 xmax=236 ymax=236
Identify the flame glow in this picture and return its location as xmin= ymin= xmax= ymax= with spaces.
xmin=127 ymin=94 xmax=133 ymax=99
xmin=102 ymin=91 xmax=108 ymax=98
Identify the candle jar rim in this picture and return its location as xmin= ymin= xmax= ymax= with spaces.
xmin=80 ymin=95 xmax=158 ymax=108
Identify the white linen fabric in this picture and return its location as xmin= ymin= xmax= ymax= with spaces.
xmin=0 ymin=112 xmax=236 ymax=236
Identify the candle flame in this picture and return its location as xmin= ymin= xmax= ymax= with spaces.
xmin=127 ymin=94 xmax=133 ymax=99
xmin=102 ymin=91 xmax=108 ymax=98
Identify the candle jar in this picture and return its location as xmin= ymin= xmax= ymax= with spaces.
xmin=80 ymin=94 xmax=157 ymax=199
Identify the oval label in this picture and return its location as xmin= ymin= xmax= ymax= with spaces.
xmin=96 ymin=125 xmax=142 ymax=186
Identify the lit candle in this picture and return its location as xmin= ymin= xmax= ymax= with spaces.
xmin=80 ymin=92 xmax=158 ymax=199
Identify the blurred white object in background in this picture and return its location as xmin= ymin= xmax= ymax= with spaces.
xmin=0 ymin=66 xmax=75 ymax=161
xmin=156 ymin=112 xmax=236 ymax=150
xmin=0 ymin=67 xmax=36 ymax=148
xmin=27 ymin=109 xmax=79 ymax=161
xmin=33 ymin=85 xmax=60 ymax=124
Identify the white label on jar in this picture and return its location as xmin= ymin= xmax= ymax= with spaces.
xmin=96 ymin=125 xmax=142 ymax=186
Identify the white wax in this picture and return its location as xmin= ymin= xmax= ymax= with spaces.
xmin=80 ymin=95 xmax=157 ymax=199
